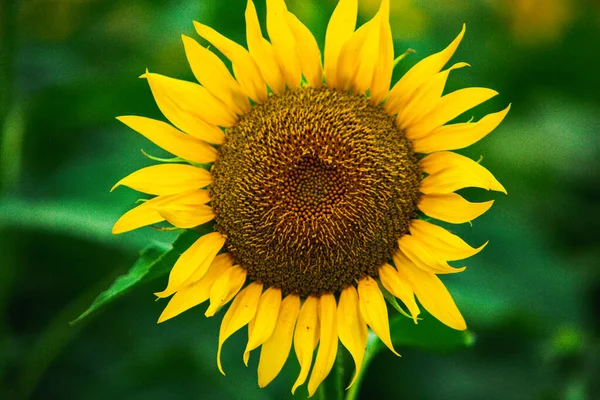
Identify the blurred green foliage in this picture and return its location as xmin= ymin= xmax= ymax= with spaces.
xmin=1 ymin=0 xmax=599 ymax=399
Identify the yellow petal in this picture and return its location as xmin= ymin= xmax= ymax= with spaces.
xmin=145 ymin=72 xmax=235 ymax=131
xmin=357 ymin=276 xmax=399 ymax=356
xmin=337 ymin=285 xmax=368 ymax=389
xmin=151 ymin=190 xmax=213 ymax=229
xmin=386 ymin=24 xmax=466 ymax=115
xmin=336 ymin=15 xmax=378 ymax=92
xmin=412 ymin=104 xmax=511 ymax=153
xmin=217 ymin=282 xmax=263 ymax=375
xmin=285 ymin=12 xmax=323 ymax=88
xmin=111 ymin=164 xmax=212 ymax=195
xmin=369 ymin=0 xmax=393 ymax=104
xmin=156 ymin=204 xmax=214 ymax=229
xmin=205 ymin=265 xmax=247 ymax=317
xmin=398 ymin=235 xmax=465 ymax=275
xmin=116 ymin=116 xmax=218 ymax=163
xmin=291 ymin=296 xmax=320 ymax=394
xmin=378 ymin=263 xmax=420 ymax=323
xmin=420 ymin=151 xmax=507 ymax=195
xmin=307 ymin=294 xmax=338 ymax=397
xmin=395 ymin=256 xmax=467 ymax=331
xmin=266 ymin=0 xmax=301 ymax=88
xmin=407 ymin=87 xmax=499 ymax=138
xmin=158 ymin=253 xmax=234 ymax=323
xmin=418 ymin=193 xmax=494 ymax=224
xmin=181 ymin=35 xmax=250 ymax=115
xmin=324 ymin=0 xmax=357 ymax=88
xmin=112 ymin=189 xmax=207 ymax=234
xmin=154 ymin=231 xmax=226 ymax=298
xmin=245 ymin=0 xmax=286 ymax=94
xmin=397 ymin=62 xmax=469 ymax=129
xmin=243 ymin=287 xmax=282 ymax=366
xmin=193 ymin=21 xmax=267 ymax=102
xmin=257 ymin=294 xmax=301 ymax=388
xmin=409 ymin=219 xmax=487 ymax=262
xmin=112 ymin=197 xmax=165 ymax=234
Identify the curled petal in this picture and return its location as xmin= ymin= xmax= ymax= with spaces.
xmin=410 ymin=219 xmax=487 ymax=261
xmin=407 ymin=87 xmax=498 ymax=138
xmin=155 ymin=231 xmax=226 ymax=298
xmin=418 ymin=193 xmax=494 ymax=224
xmin=420 ymin=152 xmax=506 ymax=194
xmin=112 ymin=189 xmax=208 ymax=234
xmin=386 ymin=24 xmax=466 ymax=115
xmin=205 ymin=265 xmax=247 ymax=317
xmin=158 ymin=253 xmax=234 ymax=323
xmin=337 ymin=285 xmax=368 ymax=388
xmin=394 ymin=254 xmax=467 ymax=331
xmin=111 ymin=164 xmax=212 ymax=195
xmin=116 ymin=116 xmax=218 ymax=163
xmin=156 ymin=204 xmax=214 ymax=229
xmin=398 ymin=62 xmax=469 ymax=130
xmin=379 ymin=263 xmax=420 ymax=323
xmin=412 ymin=104 xmax=511 ymax=153
xmin=398 ymin=235 xmax=466 ymax=274
xmin=292 ymin=296 xmax=320 ymax=394
xmin=307 ymin=294 xmax=338 ymax=397
xmin=145 ymin=72 xmax=235 ymax=131
xmin=243 ymin=287 xmax=282 ymax=365
xmin=217 ymin=282 xmax=263 ymax=375
xmin=357 ymin=276 xmax=399 ymax=356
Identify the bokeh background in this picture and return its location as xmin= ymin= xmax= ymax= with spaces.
xmin=1 ymin=0 xmax=599 ymax=398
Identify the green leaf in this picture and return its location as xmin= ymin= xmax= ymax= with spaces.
xmin=70 ymin=229 xmax=200 ymax=325
xmin=388 ymin=311 xmax=475 ymax=353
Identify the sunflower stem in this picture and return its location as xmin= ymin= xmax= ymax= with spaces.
xmin=344 ymin=332 xmax=380 ymax=400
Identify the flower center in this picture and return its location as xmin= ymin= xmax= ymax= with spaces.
xmin=210 ymin=87 xmax=421 ymax=297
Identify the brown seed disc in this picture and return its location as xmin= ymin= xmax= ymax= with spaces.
xmin=210 ymin=87 xmax=421 ymax=297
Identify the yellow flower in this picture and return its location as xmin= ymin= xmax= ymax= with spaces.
xmin=112 ymin=0 xmax=509 ymax=396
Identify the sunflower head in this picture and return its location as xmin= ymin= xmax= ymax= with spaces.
xmin=112 ymin=0 xmax=509 ymax=396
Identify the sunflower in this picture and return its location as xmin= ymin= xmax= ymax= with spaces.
xmin=112 ymin=0 xmax=509 ymax=396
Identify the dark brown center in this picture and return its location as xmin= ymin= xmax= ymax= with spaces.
xmin=210 ymin=87 xmax=421 ymax=297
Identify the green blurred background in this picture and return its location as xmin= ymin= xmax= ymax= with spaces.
xmin=1 ymin=0 xmax=599 ymax=398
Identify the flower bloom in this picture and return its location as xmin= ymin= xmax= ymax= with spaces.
xmin=112 ymin=0 xmax=509 ymax=396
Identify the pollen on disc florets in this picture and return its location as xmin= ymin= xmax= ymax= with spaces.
xmin=210 ymin=87 xmax=421 ymax=297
